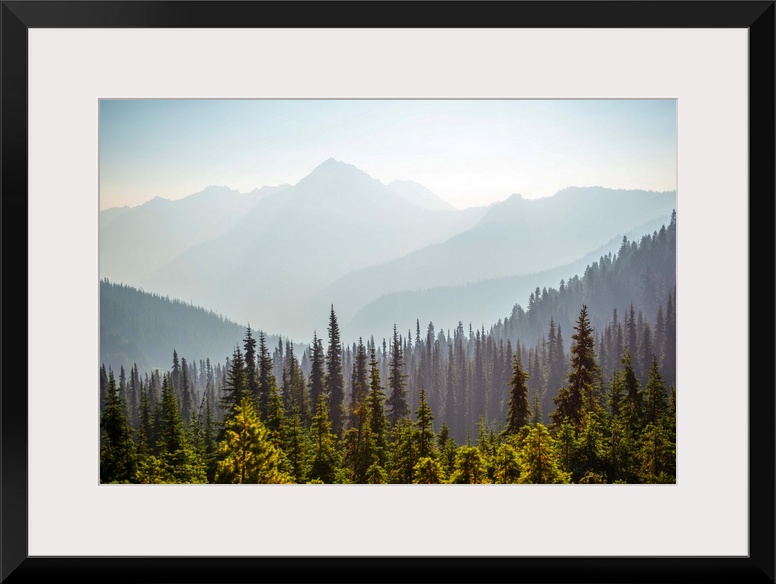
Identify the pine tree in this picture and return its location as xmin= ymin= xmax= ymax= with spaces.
xmin=157 ymin=373 xmax=186 ymax=457
xmin=214 ymin=397 xmax=291 ymax=484
xmin=642 ymin=356 xmax=669 ymax=427
xmin=386 ymin=324 xmax=410 ymax=427
xmin=551 ymin=305 xmax=599 ymax=430
xmin=308 ymin=332 xmax=325 ymax=414
xmin=243 ymin=326 xmax=260 ymax=406
xmin=493 ymin=442 xmax=522 ymax=484
xmin=415 ymin=388 xmax=436 ymax=459
xmin=450 ymin=445 xmax=488 ymax=484
xmin=308 ymin=393 xmax=343 ymax=483
xmin=202 ymin=395 xmax=218 ymax=483
xmin=413 ymin=456 xmax=445 ymax=484
xmin=143 ymin=374 xmax=206 ymax=484
xmin=282 ymin=341 xmax=308 ymax=422
xmin=221 ymin=346 xmax=247 ymax=419
xmin=437 ymin=422 xmax=458 ymax=477
xmin=661 ymin=290 xmax=677 ymax=388
xmin=136 ymin=381 xmax=154 ymax=455
xmin=506 ymin=354 xmax=530 ymax=434
xmin=325 ymin=306 xmax=346 ymax=438
xmin=349 ymin=338 xmax=369 ymax=428
xmin=620 ymin=350 xmax=642 ymax=435
xmin=546 ymin=319 xmax=566 ymax=408
xmin=517 ymin=424 xmax=571 ymax=484
xmin=283 ymin=412 xmax=309 ymax=483
xmin=343 ymin=411 xmax=378 ymax=484
xmin=637 ymin=422 xmax=675 ymax=483
xmin=366 ymin=346 xmax=389 ymax=467
xmin=257 ymin=330 xmax=276 ymax=421
xmin=180 ymin=356 xmax=192 ymax=427
xmin=171 ymin=350 xmax=181 ymax=400
xmin=387 ymin=419 xmax=417 ymax=484
xmin=100 ymin=365 xmax=109 ymax=415
xmin=100 ymin=370 xmax=137 ymax=483
xmin=129 ymin=363 xmax=140 ymax=429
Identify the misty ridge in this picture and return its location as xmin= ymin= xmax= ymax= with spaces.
xmin=100 ymin=157 xmax=676 ymax=344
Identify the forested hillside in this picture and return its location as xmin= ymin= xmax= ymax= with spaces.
xmin=100 ymin=213 xmax=676 ymax=485
xmin=101 ymin=280 xmax=270 ymax=373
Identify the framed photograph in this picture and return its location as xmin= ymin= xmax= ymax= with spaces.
xmin=4 ymin=1 xmax=773 ymax=582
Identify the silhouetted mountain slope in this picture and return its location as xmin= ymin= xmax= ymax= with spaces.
xmin=99 ymin=184 xmax=287 ymax=283
xmin=100 ymin=279 xmax=280 ymax=374
xmin=313 ymin=186 xmax=676 ymax=330
xmin=142 ymin=159 xmax=487 ymax=338
xmin=347 ymin=214 xmax=672 ymax=341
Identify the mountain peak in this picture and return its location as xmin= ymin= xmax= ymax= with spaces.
xmin=311 ymin=157 xmax=362 ymax=174
xmin=298 ymin=158 xmax=381 ymax=189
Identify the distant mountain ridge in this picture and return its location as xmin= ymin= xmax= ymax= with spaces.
xmin=111 ymin=159 xmax=488 ymax=338
xmin=311 ymin=185 xmax=676 ymax=335
xmin=99 ymin=184 xmax=288 ymax=283
xmin=100 ymin=158 xmax=676 ymax=343
xmin=346 ymin=213 xmax=673 ymax=341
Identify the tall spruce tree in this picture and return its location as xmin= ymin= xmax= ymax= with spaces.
xmin=642 ymin=355 xmax=669 ymax=427
xmin=551 ymin=305 xmax=598 ymax=430
xmin=220 ymin=346 xmax=247 ymax=420
xmin=415 ymin=388 xmax=436 ymax=459
xmin=367 ymin=346 xmax=389 ymax=467
xmin=349 ymin=338 xmax=369 ymax=428
xmin=243 ymin=326 xmax=260 ymax=407
xmin=100 ymin=370 xmax=137 ymax=483
xmin=506 ymin=354 xmax=530 ymax=434
xmin=214 ymin=397 xmax=291 ymax=484
xmin=308 ymin=393 xmax=343 ymax=483
xmin=309 ymin=332 xmax=325 ymax=414
xmin=257 ymin=330 xmax=276 ymax=421
xmin=325 ymin=306 xmax=346 ymax=437
xmin=386 ymin=324 xmax=410 ymax=426
xmin=282 ymin=341 xmax=308 ymax=422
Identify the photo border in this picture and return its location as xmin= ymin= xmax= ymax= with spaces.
xmin=3 ymin=1 xmax=773 ymax=582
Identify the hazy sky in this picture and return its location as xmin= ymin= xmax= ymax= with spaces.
xmin=99 ymin=99 xmax=676 ymax=211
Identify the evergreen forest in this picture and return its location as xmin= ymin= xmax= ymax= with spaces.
xmin=100 ymin=213 xmax=677 ymax=485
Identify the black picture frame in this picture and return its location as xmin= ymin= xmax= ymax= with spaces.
xmin=2 ymin=2 xmax=773 ymax=583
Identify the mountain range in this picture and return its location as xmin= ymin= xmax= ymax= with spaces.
xmin=100 ymin=158 xmax=676 ymax=343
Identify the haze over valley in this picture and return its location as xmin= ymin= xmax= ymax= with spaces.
xmin=101 ymin=158 xmax=675 ymax=344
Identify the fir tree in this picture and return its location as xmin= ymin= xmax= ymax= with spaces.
xmin=366 ymin=346 xmax=389 ymax=467
xmin=415 ymin=388 xmax=436 ymax=459
xmin=214 ymin=397 xmax=291 ymax=484
xmin=506 ymin=354 xmax=530 ymax=434
xmin=413 ymin=457 xmax=445 ymax=484
xmin=308 ymin=393 xmax=343 ymax=483
xmin=450 ymin=445 xmax=488 ymax=484
xmin=257 ymin=330 xmax=276 ymax=421
xmin=100 ymin=370 xmax=137 ymax=483
xmin=386 ymin=324 xmax=410 ymax=426
xmin=517 ymin=424 xmax=571 ymax=484
xmin=283 ymin=412 xmax=309 ymax=483
xmin=282 ymin=341 xmax=308 ymax=423
xmin=551 ymin=305 xmax=599 ymax=430
xmin=493 ymin=442 xmax=522 ymax=484
xmin=308 ymin=332 xmax=325 ymax=414
xmin=221 ymin=346 xmax=247 ymax=419
xmin=349 ymin=338 xmax=369 ymax=428
xmin=243 ymin=326 xmax=259 ymax=406
xmin=642 ymin=356 xmax=669 ymax=427
xmin=325 ymin=306 xmax=346 ymax=438
xmin=620 ymin=350 xmax=642 ymax=435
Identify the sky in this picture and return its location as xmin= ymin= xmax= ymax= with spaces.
xmin=99 ymin=99 xmax=676 ymax=211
